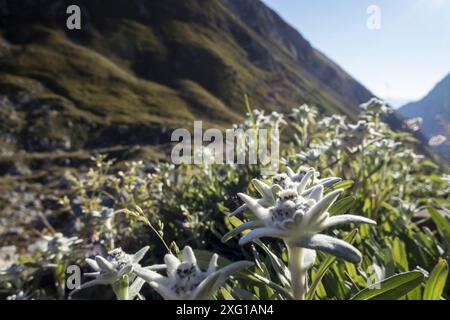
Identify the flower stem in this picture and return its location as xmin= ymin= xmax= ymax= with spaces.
xmin=287 ymin=245 xmax=308 ymax=300
xmin=112 ymin=275 xmax=129 ymax=300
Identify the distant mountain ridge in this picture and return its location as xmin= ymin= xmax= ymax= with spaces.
xmin=0 ymin=0 xmax=374 ymax=156
xmin=399 ymin=73 xmax=450 ymax=157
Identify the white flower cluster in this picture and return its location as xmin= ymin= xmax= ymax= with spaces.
xmin=72 ymin=245 xmax=252 ymax=300
xmin=227 ymin=167 xmax=376 ymax=299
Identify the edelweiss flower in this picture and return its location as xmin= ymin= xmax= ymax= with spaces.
xmin=0 ymin=246 xmax=18 ymax=270
xmin=231 ymin=167 xmax=341 ymax=216
xmin=404 ymin=117 xmax=423 ymax=132
xmin=92 ymin=208 xmax=120 ymax=230
xmin=318 ymin=114 xmax=346 ymax=130
xmin=134 ymin=246 xmax=252 ymax=300
xmin=342 ymin=121 xmax=366 ymax=148
xmin=285 ymin=167 xmax=342 ymax=192
xmin=360 ymin=98 xmax=391 ymax=114
xmin=397 ymin=150 xmax=424 ymax=163
xmin=43 ymin=233 xmax=82 ymax=260
xmin=296 ymin=146 xmax=325 ymax=163
xmin=70 ymin=246 xmax=155 ymax=299
xmin=291 ymin=104 xmax=318 ymax=123
xmin=228 ymin=170 xmax=376 ymax=299
xmin=256 ymin=111 xmax=287 ymax=128
xmin=234 ymin=189 xmax=375 ymax=262
xmin=373 ymin=138 xmax=401 ymax=150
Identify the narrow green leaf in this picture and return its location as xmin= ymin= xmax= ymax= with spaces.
xmin=329 ymin=196 xmax=356 ymax=215
xmin=329 ymin=180 xmax=354 ymax=191
xmin=220 ymin=287 xmax=235 ymax=300
xmin=428 ymin=207 xmax=450 ymax=244
xmin=351 ymin=271 xmax=424 ymax=300
xmin=423 ymin=258 xmax=448 ymax=300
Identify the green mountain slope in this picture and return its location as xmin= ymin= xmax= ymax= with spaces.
xmin=0 ymin=0 xmax=374 ymax=156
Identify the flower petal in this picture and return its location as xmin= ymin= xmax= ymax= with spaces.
xmin=134 ymin=267 xmax=168 ymax=284
xmin=222 ymin=220 xmax=263 ymax=243
xmin=128 ymin=277 xmax=146 ymax=300
xmin=286 ymin=167 xmax=296 ymax=178
xmin=237 ymin=193 xmax=270 ymax=221
xmin=309 ymin=185 xmax=324 ymax=202
xmin=239 ymin=227 xmax=286 ymax=245
xmin=85 ymin=258 xmax=100 ymax=271
xmin=182 ymin=246 xmax=197 ymax=264
xmin=293 ymin=234 xmax=362 ymax=264
xmin=207 ymin=253 xmax=219 ymax=274
xmin=252 ymin=179 xmax=273 ymax=199
xmin=69 ymin=279 xmax=110 ymax=298
xmin=304 ymin=189 xmax=343 ymax=225
xmin=230 ymin=204 xmax=247 ymax=216
xmin=164 ymin=254 xmax=180 ymax=280
xmin=149 ymin=281 xmax=179 ymax=300
xmin=323 ymin=215 xmax=376 ymax=230
xmin=297 ymin=169 xmax=315 ymax=194
xmin=144 ymin=264 xmax=167 ymax=271
xmin=84 ymin=272 xmax=100 ymax=278
xmin=132 ymin=246 xmax=150 ymax=264
xmin=95 ymin=256 xmax=115 ymax=273
xmin=318 ymin=177 xmax=342 ymax=187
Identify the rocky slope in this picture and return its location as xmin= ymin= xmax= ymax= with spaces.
xmin=0 ymin=0 xmax=375 ymax=157
xmin=399 ymin=73 xmax=450 ymax=158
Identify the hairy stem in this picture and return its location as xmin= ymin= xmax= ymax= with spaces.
xmin=287 ymin=244 xmax=308 ymax=300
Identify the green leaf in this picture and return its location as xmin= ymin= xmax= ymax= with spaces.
xmin=423 ymin=258 xmax=449 ymax=300
xmin=221 ymin=216 xmax=251 ymax=243
xmin=351 ymin=271 xmax=424 ymax=300
xmin=193 ymin=249 xmax=231 ymax=270
xmin=420 ymin=160 xmax=439 ymax=169
xmin=392 ymin=238 xmax=409 ymax=272
xmin=254 ymin=239 xmax=291 ymax=288
xmin=329 ymin=180 xmax=354 ymax=191
xmin=245 ymin=273 xmax=293 ymax=299
xmin=244 ymin=94 xmax=256 ymax=128
xmin=220 ymin=287 xmax=235 ymax=300
xmin=329 ymin=196 xmax=356 ymax=215
xmin=428 ymin=207 xmax=450 ymax=244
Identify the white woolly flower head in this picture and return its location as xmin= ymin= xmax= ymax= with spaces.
xmin=43 ymin=233 xmax=82 ymax=260
xmin=404 ymin=117 xmax=423 ymax=132
xmin=70 ymin=246 xmax=150 ymax=299
xmin=134 ymin=246 xmax=252 ymax=300
xmin=230 ymin=167 xmax=341 ymax=217
xmin=227 ymin=167 xmax=376 ymax=265
xmin=360 ymin=98 xmax=391 ymax=114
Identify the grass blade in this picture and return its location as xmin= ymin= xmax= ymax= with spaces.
xmin=351 ymin=271 xmax=424 ymax=300
xmin=423 ymin=258 xmax=448 ymax=300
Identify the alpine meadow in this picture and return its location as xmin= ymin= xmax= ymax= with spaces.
xmin=0 ymin=0 xmax=449 ymax=302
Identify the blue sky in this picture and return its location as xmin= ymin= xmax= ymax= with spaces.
xmin=262 ymin=0 xmax=450 ymax=107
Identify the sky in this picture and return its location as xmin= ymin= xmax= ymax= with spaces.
xmin=262 ymin=0 xmax=450 ymax=108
